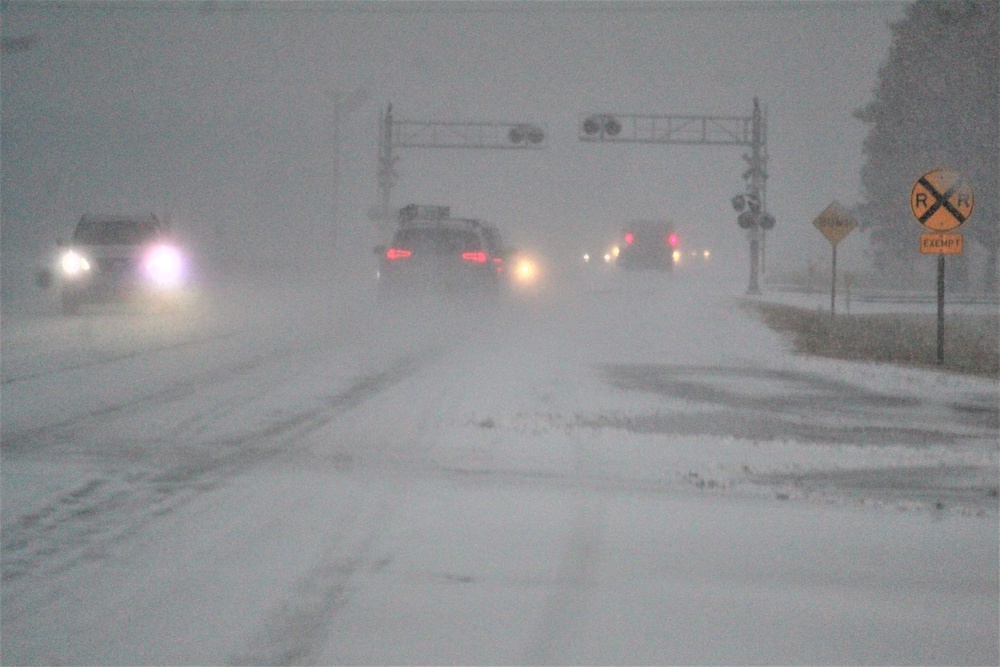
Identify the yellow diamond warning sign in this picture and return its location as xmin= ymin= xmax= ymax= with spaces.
xmin=920 ymin=232 xmax=963 ymax=254
xmin=812 ymin=201 xmax=858 ymax=246
xmin=911 ymin=169 xmax=974 ymax=232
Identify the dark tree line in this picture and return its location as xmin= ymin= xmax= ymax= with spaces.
xmin=854 ymin=0 xmax=998 ymax=290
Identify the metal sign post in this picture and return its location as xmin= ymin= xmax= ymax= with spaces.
xmin=910 ymin=169 xmax=974 ymax=364
xmin=812 ymin=201 xmax=858 ymax=316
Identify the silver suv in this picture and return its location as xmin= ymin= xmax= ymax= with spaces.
xmin=54 ymin=214 xmax=189 ymax=314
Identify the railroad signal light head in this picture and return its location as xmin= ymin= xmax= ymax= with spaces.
xmin=510 ymin=124 xmax=544 ymax=145
xmin=583 ymin=115 xmax=622 ymax=137
xmin=668 ymin=233 xmax=679 ymax=247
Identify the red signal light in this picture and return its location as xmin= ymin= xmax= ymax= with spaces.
xmin=668 ymin=233 xmax=679 ymax=247
xmin=624 ymin=232 xmax=634 ymax=245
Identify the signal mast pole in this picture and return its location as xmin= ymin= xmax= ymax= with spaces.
xmin=746 ymin=98 xmax=767 ymax=294
xmin=376 ymin=105 xmax=396 ymax=233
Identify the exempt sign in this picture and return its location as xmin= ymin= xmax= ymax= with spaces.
xmin=920 ymin=232 xmax=963 ymax=254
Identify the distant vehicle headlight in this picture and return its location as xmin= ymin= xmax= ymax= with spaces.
xmin=143 ymin=244 xmax=186 ymax=286
xmin=59 ymin=249 xmax=91 ymax=276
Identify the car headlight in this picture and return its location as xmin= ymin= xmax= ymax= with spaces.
xmin=143 ymin=244 xmax=186 ymax=286
xmin=513 ymin=257 xmax=540 ymax=285
xmin=59 ymin=249 xmax=91 ymax=276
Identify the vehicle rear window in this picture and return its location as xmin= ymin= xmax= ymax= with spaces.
xmin=73 ymin=219 xmax=160 ymax=245
xmin=481 ymin=228 xmax=504 ymax=255
xmin=627 ymin=226 xmax=670 ymax=244
xmin=393 ymin=228 xmax=483 ymax=254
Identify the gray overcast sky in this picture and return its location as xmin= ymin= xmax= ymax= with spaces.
xmin=1 ymin=0 xmax=906 ymax=278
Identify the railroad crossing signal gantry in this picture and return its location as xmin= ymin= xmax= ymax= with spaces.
xmin=579 ymin=98 xmax=769 ymax=294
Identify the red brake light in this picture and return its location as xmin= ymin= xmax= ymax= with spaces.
xmin=624 ymin=232 xmax=634 ymax=245
xmin=461 ymin=251 xmax=487 ymax=263
xmin=386 ymin=248 xmax=412 ymax=260
xmin=668 ymin=233 xmax=679 ymax=247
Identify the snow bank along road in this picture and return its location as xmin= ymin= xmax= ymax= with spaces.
xmin=2 ymin=269 xmax=997 ymax=665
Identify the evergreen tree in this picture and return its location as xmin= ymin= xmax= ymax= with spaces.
xmin=854 ymin=0 xmax=998 ymax=290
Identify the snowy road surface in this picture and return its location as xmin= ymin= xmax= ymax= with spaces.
xmin=2 ymin=268 xmax=998 ymax=665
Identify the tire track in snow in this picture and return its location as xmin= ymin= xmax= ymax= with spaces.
xmin=521 ymin=425 xmax=608 ymax=665
xmin=0 ymin=330 xmax=350 ymax=452
xmin=227 ymin=343 xmax=471 ymax=666
xmin=0 ymin=328 xmax=237 ymax=387
xmin=522 ymin=492 xmax=606 ymax=665
xmin=1 ymin=352 xmax=434 ymax=594
xmin=227 ymin=501 xmax=395 ymax=666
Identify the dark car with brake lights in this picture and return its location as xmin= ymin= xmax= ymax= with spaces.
xmin=616 ymin=220 xmax=679 ymax=272
xmin=375 ymin=204 xmax=505 ymax=300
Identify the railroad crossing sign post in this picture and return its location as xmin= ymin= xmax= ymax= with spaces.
xmin=911 ymin=169 xmax=974 ymax=364
xmin=812 ymin=201 xmax=858 ymax=316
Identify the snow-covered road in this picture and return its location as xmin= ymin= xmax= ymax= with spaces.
xmin=2 ymin=268 xmax=997 ymax=665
